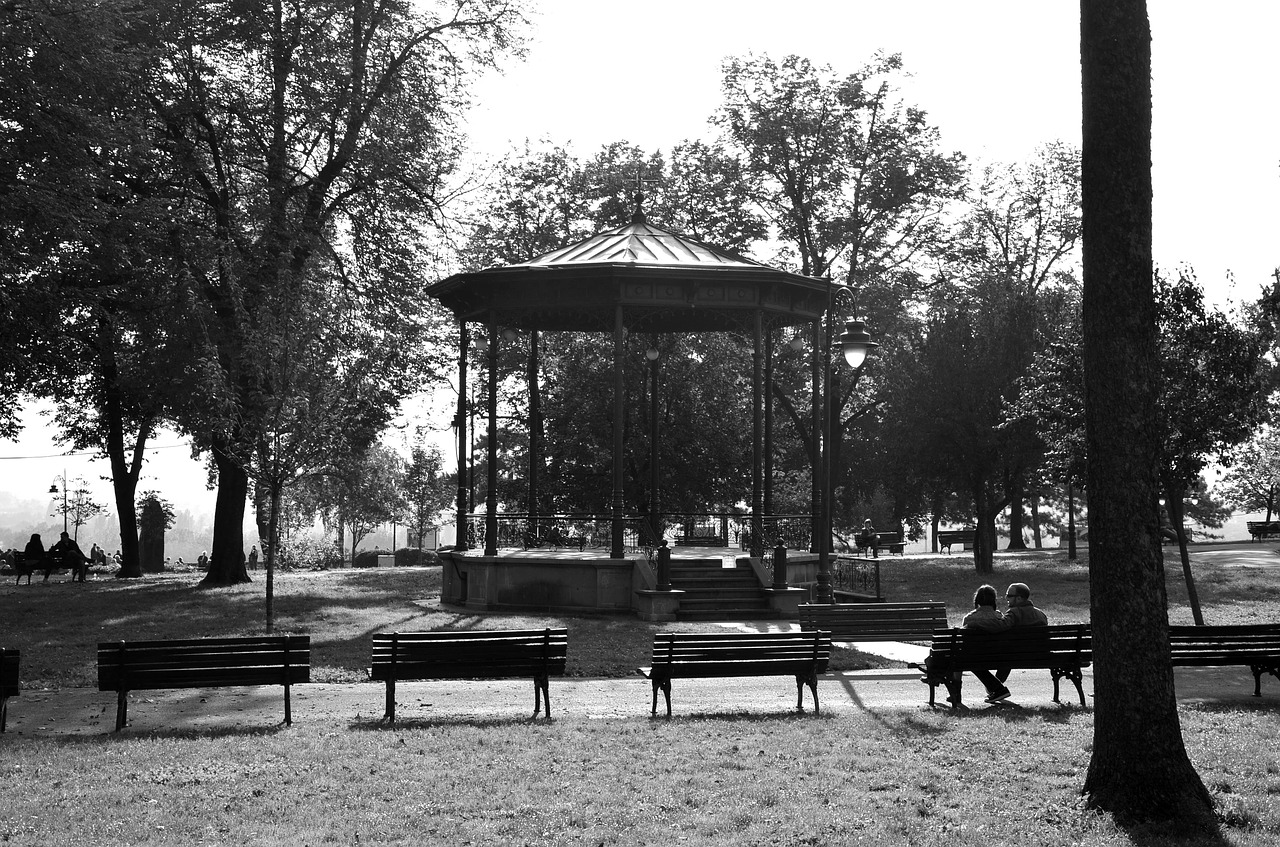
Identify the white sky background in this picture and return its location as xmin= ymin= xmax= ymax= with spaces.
xmin=3 ymin=0 xmax=1277 ymax=523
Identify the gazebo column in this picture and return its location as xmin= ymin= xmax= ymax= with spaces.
xmin=527 ymin=329 xmax=541 ymax=534
xmin=484 ymin=316 xmax=499 ymax=557
xmin=764 ymin=328 xmax=774 ymax=525
xmin=611 ymin=305 xmax=626 ymax=559
xmin=810 ymin=317 xmax=822 ymax=553
xmin=455 ymin=322 xmax=469 ymax=550
xmin=751 ymin=310 xmax=764 ymax=558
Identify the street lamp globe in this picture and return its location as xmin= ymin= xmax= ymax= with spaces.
xmin=839 ymin=318 xmax=878 ymax=369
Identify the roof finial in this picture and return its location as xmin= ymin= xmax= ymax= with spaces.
xmin=631 ymin=190 xmax=646 ymax=224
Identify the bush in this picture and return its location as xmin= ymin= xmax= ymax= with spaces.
xmin=352 ymin=549 xmax=389 ymax=569
xmin=277 ymin=537 xmax=344 ymax=570
xmin=394 ymin=547 xmax=440 ymax=567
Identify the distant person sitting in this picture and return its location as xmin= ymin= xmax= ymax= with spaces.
xmin=22 ymin=534 xmax=48 ymax=583
xmin=197 ymin=551 xmax=209 ymax=571
xmin=50 ymin=531 xmax=88 ymax=583
xmin=855 ymin=519 xmax=877 ymax=557
xmin=248 ymin=546 xmax=259 ymax=570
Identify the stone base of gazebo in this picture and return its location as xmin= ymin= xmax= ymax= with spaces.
xmin=437 ymin=549 xmax=825 ymax=619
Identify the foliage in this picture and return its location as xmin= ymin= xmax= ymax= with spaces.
xmin=135 ymin=491 xmax=176 ymax=532
xmin=1216 ymin=425 xmax=1280 ymax=520
xmin=403 ymin=439 xmax=453 ymax=548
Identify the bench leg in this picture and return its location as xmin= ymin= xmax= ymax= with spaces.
xmin=284 ymin=682 xmax=292 ymax=726
xmin=115 ymin=689 xmax=128 ymax=732
xmin=651 ymin=678 xmax=671 ymax=716
xmin=384 ymin=679 xmax=397 ymax=724
xmin=796 ymin=672 xmax=820 ymax=714
xmin=1251 ymin=664 xmax=1279 ymax=697
xmin=1 ymin=694 xmax=7 ymax=733
xmin=1052 ymin=667 xmax=1086 ymax=706
xmin=533 ymin=674 xmax=550 ymax=718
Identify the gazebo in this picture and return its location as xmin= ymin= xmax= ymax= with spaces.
xmin=426 ymin=207 xmax=858 ymax=616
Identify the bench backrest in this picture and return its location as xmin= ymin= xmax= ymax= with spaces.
xmin=97 ymin=636 xmax=311 ymax=692
xmin=929 ymin=624 xmax=1091 ymax=669
xmin=1168 ymin=623 xmax=1280 ymax=664
xmin=798 ymin=602 xmax=947 ymax=642
xmin=937 ymin=530 xmax=975 ymax=542
xmin=370 ymin=628 xmax=568 ymax=681
xmin=1 ymin=649 xmax=17 ymax=697
xmin=649 ymin=631 xmax=830 ymax=673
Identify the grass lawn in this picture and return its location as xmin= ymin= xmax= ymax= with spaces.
xmin=3 ymin=547 xmax=1280 ymax=845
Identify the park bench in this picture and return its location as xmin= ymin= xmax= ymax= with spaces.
xmin=1168 ymin=623 xmax=1280 ymax=696
xmin=97 ymin=635 xmax=310 ymax=731
xmin=876 ymin=532 xmax=905 ymax=555
xmin=637 ymin=630 xmax=831 ymax=716
xmin=1246 ymin=521 xmax=1280 ymax=542
xmin=1 ymin=649 xmax=17 ymax=733
xmin=937 ymin=529 xmax=976 ymax=554
xmin=798 ymin=602 xmax=948 ymax=643
xmin=12 ymin=552 xmax=54 ymax=585
xmin=912 ymin=624 xmax=1092 ymax=707
xmin=370 ymin=628 xmax=568 ymax=723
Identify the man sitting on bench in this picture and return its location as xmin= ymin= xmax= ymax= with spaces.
xmin=993 ymin=582 xmax=1050 ymax=688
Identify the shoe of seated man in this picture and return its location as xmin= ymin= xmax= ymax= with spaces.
xmin=985 ymin=687 xmax=1011 ymax=703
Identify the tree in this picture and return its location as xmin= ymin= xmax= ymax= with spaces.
xmin=0 ymin=0 xmax=189 ymax=578
xmin=1216 ymin=425 xmax=1280 ymax=520
xmin=1154 ymin=270 xmax=1274 ymax=623
xmin=135 ymin=491 xmax=175 ymax=574
xmin=1080 ymin=0 xmax=1216 ymax=828
xmin=137 ymin=0 xmax=526 ymax=586
xmin=403 ymin=443 xmax=451 ymax=551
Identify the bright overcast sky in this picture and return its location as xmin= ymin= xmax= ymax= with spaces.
xmin=464 ymin=0 xmax=1279 ymax=305
xmin=4 ymin=0 xmax=1277 ymax=520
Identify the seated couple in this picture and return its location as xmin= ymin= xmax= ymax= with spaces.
xmin=947 ymin=582 xmax=1049 ymax=705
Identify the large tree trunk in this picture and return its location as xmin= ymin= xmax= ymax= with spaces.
xmin=97 ymin=313 xmax=146 ymax=578
xmin=200 ymin=437 xmax=251 ymax=587
xmin=1080 ymin=0 xmax=1215 ymax=828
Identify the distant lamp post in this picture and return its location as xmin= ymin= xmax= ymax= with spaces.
xmin=49 ymin=474 xmax=68 ymax=534
xmin=815 ymin=288 xmax=878 ymax=604
xmin=645 ymin=343 xmax=660 ymax=542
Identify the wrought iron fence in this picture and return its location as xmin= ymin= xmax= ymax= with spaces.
xmin=831 ymin=554 xmax=881 ymax=599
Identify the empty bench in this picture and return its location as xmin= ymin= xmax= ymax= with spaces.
xmin=1 ymin=648 xmax=17 ymax=733
xmin=799 ymin=601 xmax=947 ymax=643
xmin=97 ymin=635 xmax=310 ymax=731
xmin=370 ymin=628 xmax=568 ymax=722
xmin=1246 ymin=521 xmax=1280 ymax=542
xmin=937 ymin=530 xmax=976 ymax=554
xmin=912 ymin=624 xmax=1092 ymax=707
xmin=637 ymin=630 xmax=831 ymax=716
xmin=1169 ymin=623 xmax=1280 ymax=696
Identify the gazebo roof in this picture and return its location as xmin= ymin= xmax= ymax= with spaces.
xmin=427 ymin=215 xmax=831 ymax=333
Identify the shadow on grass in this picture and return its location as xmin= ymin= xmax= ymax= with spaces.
xmin=42 ymin=723 xmax=296 ymax=744
xmin=643 ymin=709 xmax=833 ymax=723
xmin=347 ymin=714 xmax=555 ymax=731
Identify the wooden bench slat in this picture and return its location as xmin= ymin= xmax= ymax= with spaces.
xmin=799 ymin=602 xmax=948 ymax=642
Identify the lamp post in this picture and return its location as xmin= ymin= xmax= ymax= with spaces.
xmin=49 ymin=472 xmax=68 ymax=535
xmin=815 ymin=287 xmax=878 ymax=604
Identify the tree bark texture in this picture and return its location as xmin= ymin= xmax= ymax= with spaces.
xmin=1080 ymin=0 xmax=1215 ymax=827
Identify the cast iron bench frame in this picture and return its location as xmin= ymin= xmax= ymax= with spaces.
xmin=912 ymin=624 xmax=1092 ymax=707
xmin=799 ymin=601 xmax=947 ymax=643
xmin=370 ymin=628 xmax=568 ymax=723
xmin=97 ymin=635 xmax=310 ymax=731
xmin=637 ymin=630 xmax=831 ymax=716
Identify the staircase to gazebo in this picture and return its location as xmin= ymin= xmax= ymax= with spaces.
xmin=669 ymin=559 xmax=779 ymax=621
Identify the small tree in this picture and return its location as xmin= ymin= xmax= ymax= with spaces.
xmin=404 ymin=442 xmax=451 ymax=551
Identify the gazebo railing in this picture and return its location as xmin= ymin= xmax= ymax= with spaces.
xmin=463 ymin=512 xmax=815 ymax=554
xmin=831 ymin=554 xmax=881 ymax=600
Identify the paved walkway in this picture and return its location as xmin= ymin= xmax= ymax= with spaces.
xmin=5 ymin=652 xmax=1271 ymax=737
